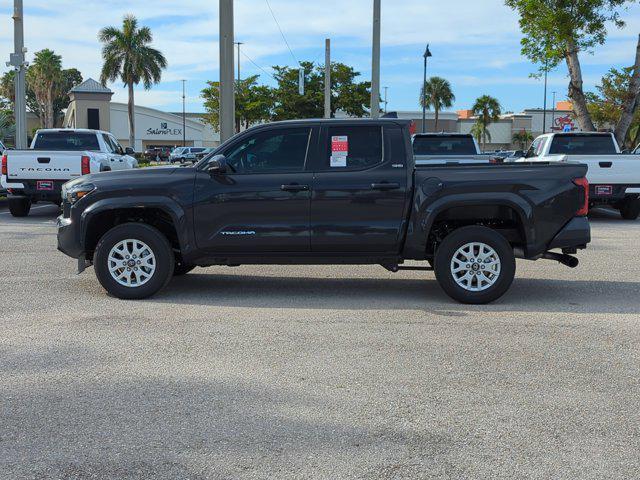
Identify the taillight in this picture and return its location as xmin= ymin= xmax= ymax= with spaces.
xmin=81 ymin=155 xmax=90 ymax=175
xmin=573 ymin=177 xmax=589 ymax=216
xmin=1 ymin=154 xmax=7 ymax=176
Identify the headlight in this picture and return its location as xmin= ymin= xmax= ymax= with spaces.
xmin=64 ymin=183 xmax=96 ymax=204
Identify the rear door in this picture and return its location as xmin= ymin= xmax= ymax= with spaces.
xmin=193 ymin=125 xmax=316 ymax=253
xmin=309 ymin=123 xmax=409 ymax=253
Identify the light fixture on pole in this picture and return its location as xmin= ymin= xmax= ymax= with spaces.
xmin=422 ymin=44 xmax=432 ymax=133
xmin=181 ymin=80 xmax=186 ymax=147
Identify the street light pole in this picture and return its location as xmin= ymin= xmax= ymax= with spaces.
xmin=324 ymin=38 xmax=331 ymax=119
xmin=542 ymin=57 xmax=548 ymax=133
xmin=383 ymin=86 xmax=388 ymax=114
xmin=10 ymin=0 xmax=27 ymax=148
xmin=234 ymin=41 xmax=243 ymax=82
xmin=370 ymin=0 xmax=381 ymax=119
xmin=422 ymin=44 xmax=432 ymax=133
xmin=181 ymin=80 xmax=186 ymax=147
xmin=219 ymin=0 xmax=235 ymax=142
xmin=551 ymin=91 xmax=557 ymax=132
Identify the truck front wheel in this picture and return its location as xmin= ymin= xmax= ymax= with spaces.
xmin=8 ymin=198 xmax=31 ymax=217
xmin=620 ymin=197 xmax=640 ymax=220
xmin=434 ymin=226 xmax=516 ymax=304
xmin=94 ymin=223 xmax=174 ymax=299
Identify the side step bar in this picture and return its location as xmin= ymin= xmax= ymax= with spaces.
xmin=381 ymin=264 xmax=433 ymax=273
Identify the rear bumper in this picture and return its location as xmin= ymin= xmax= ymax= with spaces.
xmin=590 ymin=184 xmax=640 ymax=205
xmin=548 ymin=216 xmax=591 ymax=250
xmin=7 ymin=179 xmax=66 ymax=203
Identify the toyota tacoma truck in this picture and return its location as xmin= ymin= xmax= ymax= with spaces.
xmin=1 ymin=128 xmax=138 ymax=217
xmin=518 ymin=132 xmax=640 ymax=219
xmin=57 ymin=119 xmax=591 ymax=304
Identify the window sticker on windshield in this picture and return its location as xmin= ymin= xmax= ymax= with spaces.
xmin=330 ymin=135 xmax=348 ymax=167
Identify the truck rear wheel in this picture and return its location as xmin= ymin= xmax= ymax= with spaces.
xmin=94 ymin=223 xmax=174 ymax=299
xmin=620 ymin=197 xmax=640 ymax=220
xmin=8 ymin=198 xmax=31 ymax=217
xmin=434 ymin=226 xmax=515 ymax=304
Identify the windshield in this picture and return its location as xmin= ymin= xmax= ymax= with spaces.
xmin=413 ymin=136 xmax=477 ymax=155
xmin=33 ymin=132 xmax=100 ymax=151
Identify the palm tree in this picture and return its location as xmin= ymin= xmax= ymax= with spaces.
xmin=99 ymin=15 xmax=167 ymax=150
xmin=512 ymin=129 xmax=533 ymax=150
xmin=420 ymin=76 xmax=455 ymax=131
xmin=0 ymin=110 xmax=15 ymax=144
xmin=470 ymin=121 xmax=489 ymax=146
xmin=472 ymin=95 xmax=502 ymax=151
xmin=26 ymin=49 xmax=63 ymax=129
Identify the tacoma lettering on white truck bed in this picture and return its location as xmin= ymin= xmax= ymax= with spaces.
xmin=1 ymin=128 xmax=138 ymax=217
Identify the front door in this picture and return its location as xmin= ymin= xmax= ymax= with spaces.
xmin=193 ymin=126 xmax=315 ymax=253
xmin=310 ymin=123 xmax=409 ymax=253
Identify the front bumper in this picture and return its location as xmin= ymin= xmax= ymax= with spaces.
xmin=548 ymin=216 xmax=591 ymax=250
xmin=57 ymin=214 xmax=84 ymax=259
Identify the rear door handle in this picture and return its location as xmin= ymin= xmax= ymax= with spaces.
xmin=281 ymin=184 xmax=309 ymax=192
xmin=371 ymin=182 xmax=400 ymax=190
xmin=599 ymin=161 xmax=612 ymax=168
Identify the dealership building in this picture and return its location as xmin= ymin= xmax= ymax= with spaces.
xmin=62 ymin=78 xmax=220 ymax=152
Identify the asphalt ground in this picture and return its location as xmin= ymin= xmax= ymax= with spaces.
xmin=1 ymin=199 xmax=639 ymax=479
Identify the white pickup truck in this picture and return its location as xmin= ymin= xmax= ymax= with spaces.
xmin=1 ymin=128 xmax=138 ymax=216
xmin=518 ymin=132 xmax=640 ymax=220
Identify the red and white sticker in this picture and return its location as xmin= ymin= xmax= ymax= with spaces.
xmin=330 ymin=135 xmax=348 ymax=167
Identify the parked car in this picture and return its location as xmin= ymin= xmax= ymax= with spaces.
xmin=193 ymin=147 xmax=214 ymax=162
xmin=1 ymin=128 xmax=137 ymax=217
xmin=169 ymin=146 xmax=207 ymax=163
xmin=517 ymin=132 xmax=640 ymax=219
xmin=412 ymin=133 xmax=488 ymax=164
xmin=144 ymin=147 xmax=170 ymax=162
xmin=57 ymin=119 xmax=591 ymax=304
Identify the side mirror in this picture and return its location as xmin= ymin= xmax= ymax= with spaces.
xmin=207 ymin=154 xmax=228 ymax=175
xmin=124 ymin=147 xmax=135 ymax=155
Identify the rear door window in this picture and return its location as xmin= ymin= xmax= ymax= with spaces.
xmin=549 ymin=135 xmax=617 ymax=155
xmin=324 ymin=126 xmax=382 ymax=170
xmin=33 ymin=132 xmax=100 ymax=151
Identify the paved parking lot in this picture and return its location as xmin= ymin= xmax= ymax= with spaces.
xmin=1 ymin=199 xmax=639 ymax=479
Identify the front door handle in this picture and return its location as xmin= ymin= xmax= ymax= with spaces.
xmin=371 ymin=182 xmax=400 ymax=190
xmin=281 ymin=184 xmax=309 ymax=192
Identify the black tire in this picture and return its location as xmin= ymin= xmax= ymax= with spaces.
xmin=173 ymin=260 xmax=196 ymax=276
xmin=94 ymin=223 xmax=174 ymax=299
xmin=620 ymin=197 xmax=640 ymax=220
xmin=434 ymin=226 xmax=516 ymax=304
xmin=8 ymin=197 xmax=31 ymax=217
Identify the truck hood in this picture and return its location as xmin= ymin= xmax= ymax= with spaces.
xmin=64 ymin=165 xmax=195 ymax=193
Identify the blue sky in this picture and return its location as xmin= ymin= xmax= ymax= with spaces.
xmin=1 ymin=0 xmax=639 ymax=114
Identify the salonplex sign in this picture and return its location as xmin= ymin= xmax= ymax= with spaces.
xmin=146 ymin=122 xmax=182 ymax=136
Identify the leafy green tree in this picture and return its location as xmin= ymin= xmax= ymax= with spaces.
xmin=272 ymin=61 xmax=371 ymax=120
xmin=472 ymin=95 xmax=501 ymax=151
xmin=420 ymin=76 xmax=455 ymax=131
xmin=587 ymin=67 xmax=640 ymax=148
xmin=512 ymin=129 xmax=533 ymax=150
xmin=0 ymin=109 xmax=15 ymax=145
xmin=99 ymin=15 xmax=167 ymax=149
xmin=505 ymin=0 xmax=640 ymax=143
xmin=25 ymin=49 xmax=64 ymax=128
xmin=202 ymin=75 xmax=275 ymax=132
xmin=0 ymin=70 xmax=15 ymax=106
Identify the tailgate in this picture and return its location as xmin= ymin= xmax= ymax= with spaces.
xmin=6 ymin=150 xmax=83 ymax=181
xmin=566 ymin=155 xmax=640 ymax=185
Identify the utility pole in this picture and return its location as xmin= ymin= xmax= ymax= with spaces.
xmin=324 ymin=38 xmax=331 ymax=119
xmin=234 ymin=41 xmax=243 ymax=82
xmin=370 ymin=0 xmax=381 ymax=119
xmin=219 ymin=0 xmax=235 ymax=142
xmin=551 ymin=91 xmax=557 ymax=132
xmin=383 ymin=86 xmax=388 ymax=113
xmin=9 ymin=0 xmax=27 ymax=148
xmin=181 ymin=80 xmax=186 ymax=147
xmin=422 ymin=44 xmax=432 ymax=133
